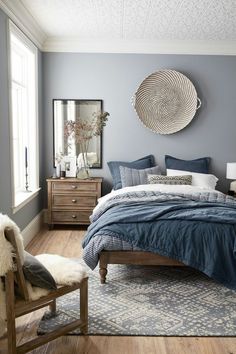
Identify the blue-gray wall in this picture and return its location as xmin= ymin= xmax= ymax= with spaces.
xmin=43 ymin=52 xmax=236 ymax=194
xmin=0 ymin=8 xmax=44 ymax=230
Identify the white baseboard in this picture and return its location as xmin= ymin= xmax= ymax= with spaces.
xmin=22 ymin=210 xmax=45 ymax=246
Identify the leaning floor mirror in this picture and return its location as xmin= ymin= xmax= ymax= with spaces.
xmin=53 ymin=99 xmax=103 ymax=168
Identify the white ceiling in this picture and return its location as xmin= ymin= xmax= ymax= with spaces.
xmin=20 ymin=0 xmax=236 ymax=40
xmin=1 ymin=0 xmax=236 ymax=54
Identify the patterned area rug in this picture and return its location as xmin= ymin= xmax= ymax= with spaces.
xmin=38 ymin=264 xmax=236 ymax=336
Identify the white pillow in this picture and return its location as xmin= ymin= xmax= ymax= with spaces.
xmin=166 ymin=169 xmax=218 ymax=190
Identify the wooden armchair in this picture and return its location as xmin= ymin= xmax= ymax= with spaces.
xmin=4 ymin=227 xmax=88 ymax=354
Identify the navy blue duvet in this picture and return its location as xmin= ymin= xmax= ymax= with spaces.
xmin=82 ymin=190 xmax=236 ymax=289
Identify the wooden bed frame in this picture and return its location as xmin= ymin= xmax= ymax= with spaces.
xmin=99 ymin=251 xmax=185 ymax=283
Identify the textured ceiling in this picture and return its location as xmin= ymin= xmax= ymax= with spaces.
xmin=20 ymin=0 xmax=236 ymax=41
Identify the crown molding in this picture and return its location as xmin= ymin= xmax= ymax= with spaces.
xmin=43 ymin=37 xmax=236 ymax=55
xmin=0 ymin=0 xmax=47 ymax=50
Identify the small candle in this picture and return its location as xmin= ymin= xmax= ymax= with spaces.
xmin=25 ymin=147 xmax=28 ymax=168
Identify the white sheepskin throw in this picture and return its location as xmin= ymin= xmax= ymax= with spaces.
xmin=36 ymin=254 xmax=87 ymax=285
xmin=0 ymin=214 xmax=25 ymax=276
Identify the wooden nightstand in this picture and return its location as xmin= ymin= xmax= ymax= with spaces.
xmin=47 ymin=177 xmax=102 ymax=229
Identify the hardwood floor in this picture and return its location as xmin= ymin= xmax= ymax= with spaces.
xmin=1 ymin=227 xmax=236 ymax=354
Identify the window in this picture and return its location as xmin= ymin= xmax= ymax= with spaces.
xmin=9 ymin=22 xmax=39 ymax=212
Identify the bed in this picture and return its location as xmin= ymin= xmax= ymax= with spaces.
xmin=82 ymin=184 xmax=236 ymax=289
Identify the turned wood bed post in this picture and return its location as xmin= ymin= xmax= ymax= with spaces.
xmin=99 ymin=254 xmax=108 ymax=284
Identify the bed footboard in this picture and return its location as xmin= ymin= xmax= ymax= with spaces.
xmin=99 ymin=251 xmax=184 ymax=284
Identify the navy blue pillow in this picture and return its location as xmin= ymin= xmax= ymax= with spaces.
xmin=108 ymin=155 xmax=155 ymax=190
xmin=165 ymin=155 xmax=210 ymax=174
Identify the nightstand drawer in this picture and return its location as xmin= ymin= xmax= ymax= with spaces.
xmin=52 ymin=211 xmax=91 ymax=224
xmin=53 ymin=195 xmax=97 ymax=208
xmin=52 ymin=181 xmax=97 ymax=192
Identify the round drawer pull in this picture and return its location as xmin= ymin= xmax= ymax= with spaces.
xmin=71 ymin=185 xmax=77 ymax=189
xmin=72 ymin=199 xmax=77 ymax=203
xmin=71 ymin=215 xmax=77 ymax=219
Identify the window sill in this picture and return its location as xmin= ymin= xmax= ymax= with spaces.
xmin=12 ymin=187 xmax=41 ymax=214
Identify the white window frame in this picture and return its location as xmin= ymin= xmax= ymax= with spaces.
xmin=8 ymin=21 xmax=40 ymax=213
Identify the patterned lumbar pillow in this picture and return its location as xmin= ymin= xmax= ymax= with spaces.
xmin=120 ymin=165 xmax=161 ymax=188
xmin=148 ymin=174 xmax=192 ymax=185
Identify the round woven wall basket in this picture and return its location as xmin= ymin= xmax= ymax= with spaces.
xmin=133 ymin=70 xmax=201 ymax=135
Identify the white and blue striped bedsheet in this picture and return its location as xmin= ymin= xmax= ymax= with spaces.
xmin=82 ymin=234 xmax=142 ymax=270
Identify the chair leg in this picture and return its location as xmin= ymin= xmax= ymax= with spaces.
xmin=80 ymin=278 xmax=88 ymax=334
xmin=49 ymin=299 xmax=57 ymax=315
xmin=6 ymin=271 xmax=17 ymax=354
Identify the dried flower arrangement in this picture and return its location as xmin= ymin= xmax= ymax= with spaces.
xmin=64 ymin=111 xmax=110 ymax=178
